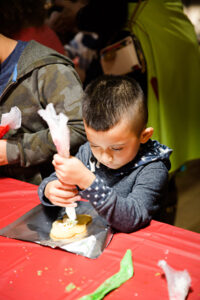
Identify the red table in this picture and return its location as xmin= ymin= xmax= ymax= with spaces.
xmin=0 ymin=178 xmax=200 ymax=300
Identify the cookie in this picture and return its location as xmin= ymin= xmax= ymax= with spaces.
xmin=50 ymin=214 xmax=92 ymax=241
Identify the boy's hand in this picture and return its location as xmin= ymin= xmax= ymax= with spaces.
xmin=44 ymin=179 xmax=80 ymax=207
xmin=52 ymin=154 xmax=96 ymax=190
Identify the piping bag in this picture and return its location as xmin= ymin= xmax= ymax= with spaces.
xmin=79 ymin=249 xmax=134 ymax=300
xmin=158 ymin=260 xmax=191 ymax=300
xmin=38 ymin=103 xmax=76 ymax=221
xmin=0 ymin=106 xmax=21 ymax=138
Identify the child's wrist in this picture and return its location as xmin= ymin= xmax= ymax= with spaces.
xmin=79 ymin=172 xmax=96 ymax=190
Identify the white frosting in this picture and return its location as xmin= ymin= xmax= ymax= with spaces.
xmin=59 ymin=218 xmax=78 ymax=229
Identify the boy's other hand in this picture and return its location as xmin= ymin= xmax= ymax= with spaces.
xmin=52 ymin=154 xmax=96 ymax=190
xmin=44 ymin=179 xmax=80 ymax=207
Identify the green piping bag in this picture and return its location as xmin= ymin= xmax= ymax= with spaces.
xmin=79 ymin=249 xmax=134 ymax=300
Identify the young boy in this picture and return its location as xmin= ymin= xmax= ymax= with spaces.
xmin=38 ymin=75 xmax=172 ymax=233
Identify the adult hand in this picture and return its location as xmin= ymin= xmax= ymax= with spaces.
xmin=44 ymin=179 xmax=80 ymax=207
xmin=0 ymin=140 xmax=8 ymax=165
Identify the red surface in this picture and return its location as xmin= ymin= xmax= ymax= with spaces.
xmin=0 ymin=125 xmax=10 ymax=139
xmin=0 ymin=178 xmax=200 ymax=300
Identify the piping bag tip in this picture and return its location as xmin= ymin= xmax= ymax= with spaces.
xmin=65 ymin=207 xmax=77 ymax=221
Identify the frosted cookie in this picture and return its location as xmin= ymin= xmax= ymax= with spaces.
xmin=50 ymin=214 xmax=92 ymax=241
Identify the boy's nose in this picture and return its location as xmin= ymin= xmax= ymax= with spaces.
xmin=101 ymin=151 xmax=113 ymax=164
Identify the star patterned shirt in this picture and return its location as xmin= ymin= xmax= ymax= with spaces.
xmin=38 ymin=139 xmax=172 ymax=233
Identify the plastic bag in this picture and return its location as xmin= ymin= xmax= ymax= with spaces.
xmin=158 ymin=260 xmax=191 ymax=300
xmin=38 ymin=103 xmax=76 ymax=220
xmin=0 ymin=106 xmax=21 ymax=138
xmin=38 ymin=103 xmax=70 ymax=158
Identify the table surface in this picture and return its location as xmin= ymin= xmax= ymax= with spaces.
xmin=0 ymin=177 xmax=199 ymax=300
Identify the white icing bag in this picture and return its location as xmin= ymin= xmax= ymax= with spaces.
xmin=0 ymin=106 xmax=21 ymax=129
xmin=158 ymin=260 xmax=191 ymax=300
xmin=38 ymin=103 xmax=70 ymax=158
xmin=38 ymin=103 xmax=76 ymax=220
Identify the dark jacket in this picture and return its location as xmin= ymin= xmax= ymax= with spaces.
xmin=38 ymin=139 xmax=172 ymax=232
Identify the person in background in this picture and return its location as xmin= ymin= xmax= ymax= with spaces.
xmin=46 ymin=0 xmax=92 ymax=80
xmin=0 ymin=0 xmax=65 ymax=54
xmin=0 ymin=34 xmax=86 ymax=185
xmin=183 ymin=0 xmax=200 ymax=43
xmin=38 ymin=75 xmax=172 ymax=233
xmin=64 ymin=0 xmax=200 ymax=173
xmin=46 ymin=0 xmax=89 ymax=45
xmin=47 ymin=0 xmax=127 ymax=86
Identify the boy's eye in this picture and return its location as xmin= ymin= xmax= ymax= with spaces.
xmin=111 ymin=147 xmax=123 ymax=151
xmin=90 ymin=144 xmax=123 ymax=151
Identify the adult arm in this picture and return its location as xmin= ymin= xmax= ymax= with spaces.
xmin=6 ymin=64 xmax=86 ymax=167
xmin=0 ymin=140 xmax=8 ymax=165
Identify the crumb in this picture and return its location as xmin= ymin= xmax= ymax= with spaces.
xmin=37 ymin=270 xmax=43 ymax=276
xmin=65 ymin=283 xmax=76 ymax=292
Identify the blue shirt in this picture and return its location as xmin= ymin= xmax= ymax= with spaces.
xmin=0 ymin=41 xmax=28 ymax=95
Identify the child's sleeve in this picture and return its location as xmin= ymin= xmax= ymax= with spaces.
xmin=38 ymin=172 xmax=58 ymax=206
xmin=79 ymin=161 xmax=168 ymax=232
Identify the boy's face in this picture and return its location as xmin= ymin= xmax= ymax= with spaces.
xmin=84 ymin=119 xmax=152 ymax=170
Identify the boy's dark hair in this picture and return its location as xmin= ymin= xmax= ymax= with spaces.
xmin=82 ymin=75 xmax=148 ymax=135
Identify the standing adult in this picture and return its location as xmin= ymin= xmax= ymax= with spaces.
xmin=0 ymin=34 xmax=86 ymax=184
xmin=125 ymin=0 xmax=200 ymax=172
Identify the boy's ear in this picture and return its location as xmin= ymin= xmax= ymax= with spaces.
xmin=140 ymin=127 xmax=154 ymax=144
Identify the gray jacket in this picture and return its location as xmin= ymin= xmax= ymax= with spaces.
xmin=0 ymin=41 xmax=86 ymax=184
xmin=38 ymin=140 xmax=172 ymax=233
